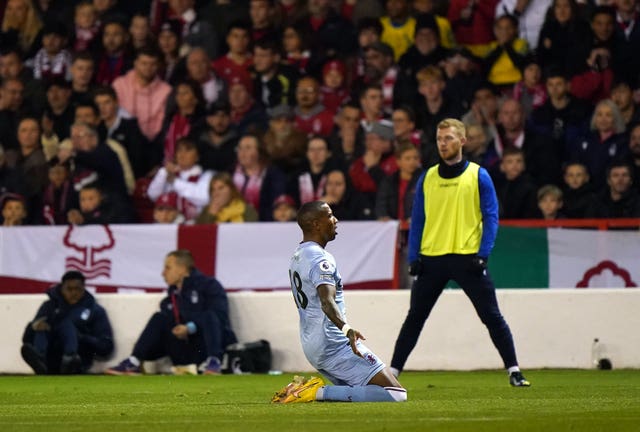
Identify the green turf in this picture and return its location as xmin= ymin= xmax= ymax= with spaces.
xmin=1 ymin=370 xmax=639 ymax=432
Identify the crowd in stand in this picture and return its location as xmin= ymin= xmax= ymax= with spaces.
xmin=1 ymin=0 xmax=640 ymax=228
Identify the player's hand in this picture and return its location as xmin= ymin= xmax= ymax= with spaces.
xmin=467 ymin=255 xmax=488 ymax=276
xmin=172 ymin=324 xmax=189 ymax=340
xmin=408 ymin=260 xmax=423 ymax=276
xmin=346 ymin=328 xmax=365 ymax=358
xmin=31 ymin=317 xmax=50 ymax=331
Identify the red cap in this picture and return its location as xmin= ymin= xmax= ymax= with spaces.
xmin=155 ymin=192 xmax=178 ymax=209
xmin=272 ymin=194 xmax=296 ymax=209
xmin=322 ymin=60 xmax=346 ymax=78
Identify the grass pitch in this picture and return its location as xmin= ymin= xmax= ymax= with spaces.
xmin=1 ymin=370 xmax=639 ymax=432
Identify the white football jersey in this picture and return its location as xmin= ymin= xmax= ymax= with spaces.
xmin=289 ymin=241 xmax=347 ymax=365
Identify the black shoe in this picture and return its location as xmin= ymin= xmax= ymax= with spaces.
xmin=509 ymin=371 xmax=531 ymax=387
xmin=21 ymin=344 xmax=48 ymax=375
xmin=60 ymin=354 xmax=82 ymax=375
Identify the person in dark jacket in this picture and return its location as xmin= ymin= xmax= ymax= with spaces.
xmin=21 ymin=271 xmax=114 ymax=374
xmin=375 ymin=143 xmax=421 ymax=221
xmin=586 ymin=161 xmax=640 ymax=218
xmin=106 ymin=250 xmax=237 ymax=375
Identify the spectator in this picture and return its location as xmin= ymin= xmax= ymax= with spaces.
xmin=233 ymin=134 xmax=286 ymax=221
xmin=147 ymin=137 xmax=214 ymax=223
xmin=194 ymin=101 xmax=239 ymax=173
xmin=0 ymin=47 xmax=46 ymax=115
xmin=281 ymin=22 xmax=313 ymax=76
xmin=153 ymin=192 xmax=185 ymax=224
xmin=361 ymin=42 xmax=399 ymax=114
xmin=528 ymin=68 xmax=591 ymax=164
xmin=1 ymin=192 xmax=27 ymax=226
xmin=228 ymin=75 xmax=268 ymax=136
xmin=375 ymin=143 xmax=421 ymax=221
xmin=177 ymin=47 xmax=226 ymax=109
xmin=252 ymin=37 xmax=297 ymax=109
xmin=586 ymin=160 xmax=640 ymax=217
xmin=272 ymin=193 xmax=297 ymax=222
xmin=129 ymin=13 xmax=154 ymax=51
xmin=21 ymin=271 xmax=114 ymax=374
xmin=319 ymin=59 xmax=350 ymax=115
xmin=611 ymin=0 xmax=640 ymax=87
xmin=71 ymin=1 xmax=100 ymax=52
xmin=320 ymin=168 xmax=374 ymax=220
xmin=461 ymin=81 xmax=501 ymax=147
xmin=353 ymin=17 xmax=384 ymax=83
xmin=1 ymin=0 xmax=43 ymax=57
xmin=628 ymin=123 xmax=640 ymax=191
xmin=297 ymin=0 xmax=358 ymax=59
xmin=448 ymin=0 xmax=499 ymax=58
xmin=293 ymin=76 xmax=335 ymax=137
xmin=328 ymin=102 xmax=365 ymax=165
xmin=0 ymin=77 xmax=28 ymax=154
xmin=113 ymin=48 xmax=172 ymax=142
xmin=289 ymin=136 xmax=339 ymax=206
xmin=106 ymin=250 xmax=237 ymax=375
xmin=397 ymin=13 xmax=450 ymax=103
xmin=536 ymin=0 xmax=591 ymax=72
xmin=195 ymin=172 xmax=259 ymax=224
xmin=67 ymin=182 xmax=133 ymax=224
xmin=167 ymin=0 xmax=218 ymax=59
xmin=160 ymin=79 xmax=206 ymax=163
xmin=536 ymin=184 xmax=565 ymax=219
xmin=380 ymin=0 xmax=417 ymax=61
xmin=16 ymin=116 xmax=47 ymax=217
xmin=249 ymin=0 xmax=279 ymax=43
xmin=263 ymin=104 xmax=307 ymax=173
xmin=484 ymin=14 xmax=529 ymax=89
xmin=157 ymin=20 xmax=181 ymax=82
xmin=496 ymin=147 xmax=539 ymax=219
xmin=42 ymin=77 xmax=74 ymax=144
xmin=29 ymin=19 xmax=71 ymax=82
xmin=0 ymin=145 xmax=25 ymax=196
xmin=512 ymin=57 xmax=547 ymax=118
xmin=463 ymin=123 xmax=492 ymax=166
xmin=490 ymin=98 xmax=560 ymax=186
xmin=562 ymin=161 xmax=594 ymax=218
xmin=440 ymin=49 xmax=485 ymax=113
xmin=94 ymin=86 xmax=154 ymax=179
xmin=69 ymin=51 xmax=96 ymax=106
xmin=349 ymin=120 xmax=398 ymax=202
xmin=41 ymin=157 xmax=76 ymax=225
xmin=610 ymin=80 xmax=640 ymax=130
xmin=94 ymin=18 xmax=132 ymax=86
xmin=412 ymin=1 xmax=457 ymax=49
xmin=570 ymin=99 xmax=628 ymax=188
xmin=495 ymin=0 xmax=552 ymax=49
xmin=212 ymin=20 xmax=253 ymax=86
xmin=414 ymin=65 xmax=464 ymax=165
xmin=359 ymin=84 xmax=386 ymax=133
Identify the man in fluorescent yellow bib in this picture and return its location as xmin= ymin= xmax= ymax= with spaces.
xmin=390 ymin=118 xmax=531 ymax=387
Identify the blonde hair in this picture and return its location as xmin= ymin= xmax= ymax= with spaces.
xmin=590 ymin=99 xmax=626 ymax=134
xmin=416 ymin=65 xmax=444 ymax=84
xmin=537 ymin=184 xmax=563 ymax=202
xmin=437 ymin=118 xmax=466 ymax=138
xmin=2 ymin=0 xmax=43 ymax=53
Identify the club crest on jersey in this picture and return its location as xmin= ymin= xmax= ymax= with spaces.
xmin=364 ymin=352 xmax=377 ymax=366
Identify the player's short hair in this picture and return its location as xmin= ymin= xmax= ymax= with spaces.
xmin=537 ymin=184 xmax=563 ymax=202
xmin=297 ymin=201 xmax=327 ymax=233
xmin=437 ymin=118 xmax=465 ymax=138
xmin=167 ymin=249 xmax=195 ymax=271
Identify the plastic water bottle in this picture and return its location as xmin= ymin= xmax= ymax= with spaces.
xmin=591 ymin=338 xmax=612 ymax=370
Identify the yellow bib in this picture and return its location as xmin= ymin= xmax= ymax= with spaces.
xmin=420 ymin=163 xmax=483 ymax=256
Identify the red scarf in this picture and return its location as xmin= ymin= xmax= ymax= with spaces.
xmin=96 ymin=54 xmax=125 ymax=86
xmin=233 ymin=164 xmax=265 ymax=212
xmin=298 ymin=172 xmax=326 ymax=204
xmin=164 ymin=113 xmax=191 ymax=162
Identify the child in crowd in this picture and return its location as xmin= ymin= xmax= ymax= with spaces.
xmin=496 ymin=147 xmax=538 ymax=219
xmin=272 ymin=194 xmax=297 ymax=222
xmin=561 ymin=161 xmax=594 ymax=218
xmin=67 ymin=183 xmax=130 ymax=225
xmin=1 ymin=193 xmax=27 ymax=226
xmin=282 ymin=23 xmax=311 ymax=76
xmin=537 ymin=184 xmax=565 ymax=220
xmin=512 ymin=57 xmax=547 ymax=118
xmin=30 ymin=20 xmax=72 ymax=81
xmin=320 ymin=60 xmax=350 ymax=114
xmin=72 ymin=1 xmax=99 ymax=52
xmin=42 ymin=158 xmax=76 ymax=225
xmin=153 ymin=192 xmax=185 ymax=224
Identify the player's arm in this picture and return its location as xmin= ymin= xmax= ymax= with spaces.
xmin=317 ymin=284 xmax=365 ymax=358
